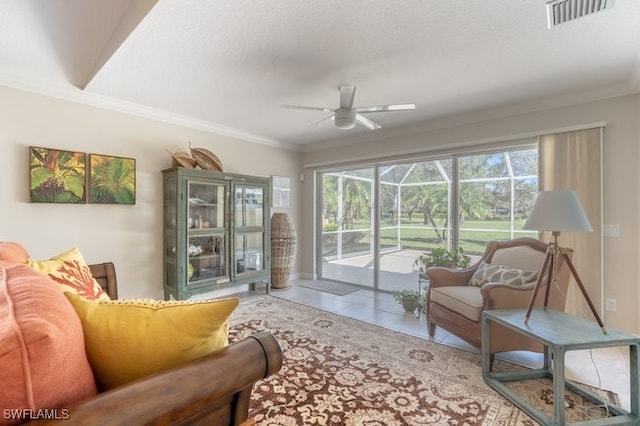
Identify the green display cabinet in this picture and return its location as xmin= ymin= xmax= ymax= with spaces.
xmin=162 ymin=167 xmax=271 ymax=300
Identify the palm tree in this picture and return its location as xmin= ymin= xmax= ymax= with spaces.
xmin=458 ymin=183 xmax=492 ymax=221
xmin=321 ymin=174 xmax=339 ymax=225
xmin=401 ymin=183 xmax=449 ymax=242
xmin=341 ymin=177 xmax=370 ymax=229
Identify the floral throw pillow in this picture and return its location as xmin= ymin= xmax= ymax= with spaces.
xmin=469 ymin=260 xmax=538 ymax=287
xmin=24 ymin=247 xmax=110 ymax=300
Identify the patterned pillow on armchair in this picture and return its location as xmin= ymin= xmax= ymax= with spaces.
xmin=469 ymin=260 xmax=538 ymax=287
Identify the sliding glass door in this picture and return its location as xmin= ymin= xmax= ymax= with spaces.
xmin=458 ymin=149 xmax=538 ymax=253
xmin=319 ymin=168 xmax=375 ymax=287
xmin=377 ymin=160 xmax=453 ymax=292
xmin=316 ymin=146 xmax=538 ymax=292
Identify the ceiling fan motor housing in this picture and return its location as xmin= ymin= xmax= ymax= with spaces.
xmin=334 ymin=108 xmax=356 ymax=129
xmin=280 ymin=84 xmax=415 ymax=130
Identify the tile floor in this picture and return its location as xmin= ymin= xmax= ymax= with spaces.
xmin=205 ymin=279 xmax=634 ymax=412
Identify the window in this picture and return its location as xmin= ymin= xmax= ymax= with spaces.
xmin=320 ymin=168 xmax=374 ymax=286
xmin=458 ymin=148 xmax=538 ymax=253
xmin=317 ymin=145 xmax=537 ymax=292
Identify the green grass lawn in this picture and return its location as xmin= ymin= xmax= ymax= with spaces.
xmin=323 ymin=218 xmax=536 ymax=256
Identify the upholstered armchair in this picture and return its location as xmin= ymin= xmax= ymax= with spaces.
xmin=425 ymin=237 xmax=572 ymax=361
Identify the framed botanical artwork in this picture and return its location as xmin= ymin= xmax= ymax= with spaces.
xmin=30 ymin=146 xmax=86 ymax=203
xmin=88 ymin=154 xmax=136 ymax=204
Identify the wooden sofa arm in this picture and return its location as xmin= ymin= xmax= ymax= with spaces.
xmin=88 ymin=262 xmax=118 ymax=299
xmin=32 ymin=332 xmax=282 ymax=426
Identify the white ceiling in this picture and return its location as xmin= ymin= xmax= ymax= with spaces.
xmin=1 ymin=0 xmax=639 ymax=151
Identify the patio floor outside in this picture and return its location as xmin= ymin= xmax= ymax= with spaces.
xmin=321 ymin=248 xmax=482 ymax=293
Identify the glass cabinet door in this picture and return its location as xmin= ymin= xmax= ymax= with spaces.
xmin=187 ymin=180 xmax=228 ymax=286
xmin=188 ymin=235 xmax=225 ymax=283
xmin=188 ymin=181 xmax=225 ymax=230
xmin=235 ymin=186 xmax=264 ymax=227
xmin=235 ymin=233 xmax=264 ymax=274
xmin=234 ymin=185 xmax=265 ymax=277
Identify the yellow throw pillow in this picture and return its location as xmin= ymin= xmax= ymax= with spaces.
xmin=64 ymin=293 xmax=239 ymax=390
xmin=24 ymin=247 xmax=109 ymax=300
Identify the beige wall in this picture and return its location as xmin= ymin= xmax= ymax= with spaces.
xmin=0 ymin=85 xmax=302 ymax=299
xmin=302 ymin=94 xmax=640 ymax=334
xmin=3 ymin=83 xmax=638 ymax=333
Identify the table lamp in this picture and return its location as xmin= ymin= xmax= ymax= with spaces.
xmin=522 ymin=190 xmax=606 ymax=333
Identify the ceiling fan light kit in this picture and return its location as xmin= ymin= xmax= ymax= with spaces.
xmin=334 ymin=108 xmax=356 ymax=129
xmin=281 ymin=84 xmax=415 ymax=131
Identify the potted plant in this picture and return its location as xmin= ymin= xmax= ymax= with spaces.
xmin=392 ymin=289 xmax=424 ymax=313
xmin=413 ymin=246 xmax=471 ymax=273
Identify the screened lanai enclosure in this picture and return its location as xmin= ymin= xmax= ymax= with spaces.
xmin=318 ymin=147 xmax=539 ymax=292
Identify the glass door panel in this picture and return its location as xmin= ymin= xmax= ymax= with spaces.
xmin=188 ymin=181 xmax=225 ymax=230
xmin=319 ymin=168 xmax=374 ymax=287
xmin=378 ymin=160 xmax=453 ymax=293
xmin=233 ymin=183 xmax=267 ymax=280
xmin=235 ymin=186 xmax=264 ymax=227
xmin=235 ymin=233 xmax=264 ymax=275
xmin=457 ymin=148 xmax=538 ymax=257
xmin=188 ymin=235 xmax=225 ymax=284
xmin=187 ymin=180 xmax=228 ymax=285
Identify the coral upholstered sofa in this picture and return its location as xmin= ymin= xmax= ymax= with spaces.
xmin=0 ymin=242 xmax=281 ymax=426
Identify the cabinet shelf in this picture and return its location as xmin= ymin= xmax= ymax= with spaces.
xmin=187 ymin=228 xmax=225 ymax=234
xmin=188 ymin=198 xmax=217 ymax=206
xmin=189 ymin=253 xmax=221 ymax=260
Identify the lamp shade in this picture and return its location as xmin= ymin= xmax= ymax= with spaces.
xmin=523 ymin=190 xmax=593 ymax=232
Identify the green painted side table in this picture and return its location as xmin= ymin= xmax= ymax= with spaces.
xmin=481 ymin=309 xmax=639 ymax=425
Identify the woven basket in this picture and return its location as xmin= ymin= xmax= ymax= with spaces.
xmin=189 ymin=143 xmax=223 ymax=171
xmin=271 ymin=213 xmax=297 ymax=289
xmin=167 ymin=150 xmax=197 ymax=168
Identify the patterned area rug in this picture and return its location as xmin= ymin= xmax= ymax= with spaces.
xmin=229 ymin=297 xmax=619 ymax=425
xmin=296 ymin=279 xmax=360 ymax=295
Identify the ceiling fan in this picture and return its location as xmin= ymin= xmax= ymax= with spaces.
xmin=281 ymin=84 xmax=415 ymax=130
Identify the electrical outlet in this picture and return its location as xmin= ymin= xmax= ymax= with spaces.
xmin=605 ymin=298 xmax=616 ymax=312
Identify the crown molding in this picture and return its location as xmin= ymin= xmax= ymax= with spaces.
xmin=0 ymin=75 xmax=302 ymax=152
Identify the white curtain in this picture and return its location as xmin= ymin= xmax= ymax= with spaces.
xmin=538 ymin=127 xmax=602 ymax=319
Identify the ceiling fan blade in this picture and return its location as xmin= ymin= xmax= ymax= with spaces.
xmin=339 ymin=85 xmax=356 ymax=109
xmin=355 ymin=104 xmax=416 ymax=113
xmin=309 ymin=115 xmax=335 ymax=128
xmin=355 ymin=113 xmax=382 ymax=130
xmin=281 ymin=104 xmax=334 ymax=113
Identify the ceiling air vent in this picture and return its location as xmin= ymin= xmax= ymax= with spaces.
xmin=546 ymin=0 xmax=615 ymax=28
